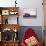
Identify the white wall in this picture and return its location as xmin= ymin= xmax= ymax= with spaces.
xmin=18 ymin=0 xmax=44 ymax=26
xmin=0 ymin=0 xmax=44 ymax=26
xmin=0 ymin=0 xmax=15 ymax=7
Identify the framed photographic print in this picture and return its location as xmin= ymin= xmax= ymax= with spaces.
xmin=2 ymin=10 xmax=9 ymax=15
xmin=10 ymin=11 xmax=15 ymax=15
xmin=9 ymin=9 xmax=18 ymax=15
xmin=23 ymin=8 xmax=37 ymax=18
xmin=9 ymin=10 xmax=15 ymax=15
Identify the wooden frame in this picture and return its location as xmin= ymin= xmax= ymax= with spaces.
xmin=0 ymin=7 xmax=19 ymax=46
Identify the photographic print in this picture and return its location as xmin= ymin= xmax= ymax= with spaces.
xmin=23 ymin=8 xmax=37 ymax=18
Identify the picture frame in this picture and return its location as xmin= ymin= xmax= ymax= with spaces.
xmin=9 ymin=10 xmax=18 ymax=15
xmin=9 ymin=10 xmax=15 ymax=15
xmin=23 ymin=8 xmax=37 ymax=18
xmin=2 ymin=10 xmax=9 ymax=15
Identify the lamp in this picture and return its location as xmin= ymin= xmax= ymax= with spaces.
xmin=15 ymin=0 xmax=17 ymax=7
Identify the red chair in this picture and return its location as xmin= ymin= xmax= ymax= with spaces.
xmin=21 ymin=28 xmax=41 ymax=46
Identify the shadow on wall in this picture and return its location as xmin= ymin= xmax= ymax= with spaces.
xmin=18 ymin=26 xmax=44 ymax=44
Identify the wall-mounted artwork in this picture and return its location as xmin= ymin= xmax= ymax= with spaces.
xmin=23 ymin=8 xmax=37 ymax=18
xmin=2 ymin=10 xmax=9 ymax=15
xmin=9 ymin=10 xmax=18 ymax=15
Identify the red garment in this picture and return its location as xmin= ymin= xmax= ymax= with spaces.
xmin=21 ymin=28 xmax=41 ymax=46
